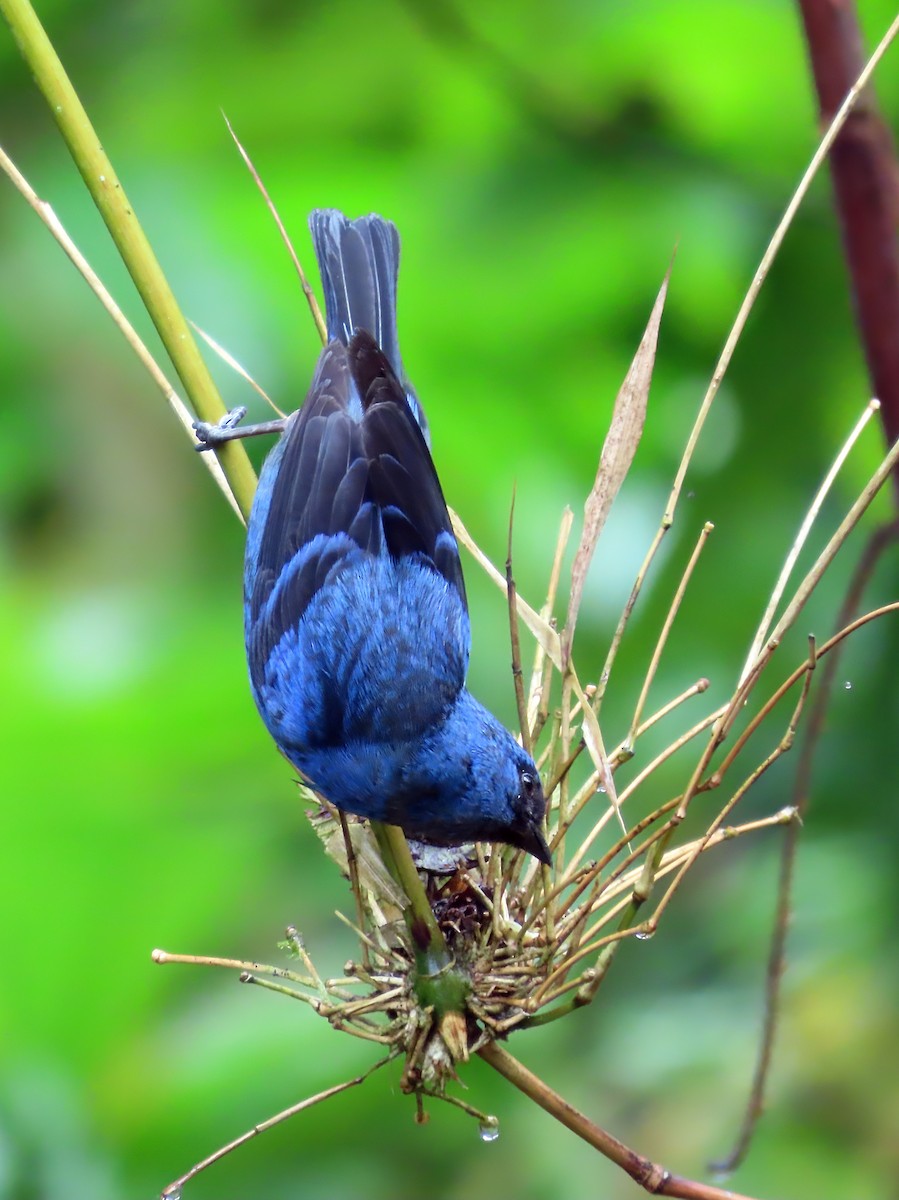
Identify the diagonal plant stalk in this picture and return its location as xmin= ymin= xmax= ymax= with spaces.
xmin=660 ymin=417 xmax=899 ymax=849
xmin=506 ymin=492 xmax=534 ymax=757
xmin=222 ymin=113 xmax=328 ymax=347
xmin=0 ymin=143 xmax=245 ymax=522
xmin=479 ymin=1042 xmax=761 ymax=1200
xmin=0 ymin=0 xmax=258 ymax=517
xmin=625 ymin=521 xmax=714 ymax=750
xmin=740 ymin=397 xmax=881 ymax=679
xmin=160 ymin=1053 xmax=396 ymax=1200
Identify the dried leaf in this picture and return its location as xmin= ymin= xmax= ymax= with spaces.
xmin=563 ymin=267 xmax=671 ymax=663
xmin=309 ymin=807 xmax=408 ymax=914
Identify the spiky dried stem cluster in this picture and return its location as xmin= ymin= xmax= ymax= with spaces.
xmin=293 ymin=542 xmax=792 ymax=1066
xmin=152 ymin=282 xmax=899 ymax=1165
xmin=155 ymin=371 xmax=899 ymax=1131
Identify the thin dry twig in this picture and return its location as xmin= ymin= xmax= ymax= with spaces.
xmin=222 ymin=112 xmax=327 ymax=348
xmin=715 ymin=518 xmax=899 ymax=1173
xmin=627 ymin=521 xmax=714 ymax=746
xmin=741 ymin=398 xmax=881 ymax=680
xmin=506 ymin=488 xmax=532 ymax=754
xmin=596 ymin=12 xmax=899 ymax=713
xmin=160 ymin=1053 xmax=395 ymax=1198
xmin=190 ymin=320 xmax=284 ymax=417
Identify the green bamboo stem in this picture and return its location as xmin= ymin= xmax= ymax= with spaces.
xmin=369 ymin=824 xmax=469 ymax=1033
xmin=1 ymin=0 xmax=257 ymax=519
xmin=372 ymin=823 xmax=448 ymax=942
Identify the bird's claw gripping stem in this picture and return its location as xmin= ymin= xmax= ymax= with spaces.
xmin=193 ymin=406 xmax=287 ymax=451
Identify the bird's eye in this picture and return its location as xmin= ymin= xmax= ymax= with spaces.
xmin=521 ymin=770 xmax=539 ymax=795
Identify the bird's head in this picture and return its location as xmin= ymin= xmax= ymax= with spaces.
xmin=496 ymin=739 xmax=552 ymax=864
xmin=400 ymin=692 xmax=552 ymax=865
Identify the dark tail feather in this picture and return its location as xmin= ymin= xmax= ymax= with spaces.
xmin=309 ymin=209 xmax=403 ymax=382
xmin=309 ymin=209 xmax=428 ymax=442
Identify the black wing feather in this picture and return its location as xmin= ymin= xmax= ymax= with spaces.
xmin=246 ymin=333 xmax=466 ymax=682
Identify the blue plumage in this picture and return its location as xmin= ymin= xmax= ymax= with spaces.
xmin=239 ymin=210 xmax=549 ymax=863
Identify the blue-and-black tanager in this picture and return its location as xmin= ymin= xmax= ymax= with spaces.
xmin=195 ymin=209 xmax=551 ymax=864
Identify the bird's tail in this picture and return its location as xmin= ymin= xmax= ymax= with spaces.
xmin=309 ymin=209 xmax=404 ymax=382
xmin=309 ymin=209 xmax=427 ymax=440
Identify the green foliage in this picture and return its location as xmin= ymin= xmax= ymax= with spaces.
xmin=2 ymin=2 xmax=898 ymax=1197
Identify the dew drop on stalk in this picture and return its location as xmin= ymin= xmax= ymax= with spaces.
xmin=844 ymin=680 xmax=853 ymax=691
xmin=478 ymin=1117 xmax=500 ymax=1143
xmin=161 ymin=1188 xmax=182 ymax=1200
xmin=635 ymin=928 xmax=655 ymax=941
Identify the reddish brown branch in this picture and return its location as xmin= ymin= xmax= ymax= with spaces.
xmin=798 ymin=0 xmax=899 ymax=458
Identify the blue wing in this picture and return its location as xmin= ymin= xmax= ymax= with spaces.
xmin=245 ymin=332 xmax=468 ymax=751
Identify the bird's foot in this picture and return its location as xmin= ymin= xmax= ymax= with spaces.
xmin=193 ymin=406 xmax=248 ymax=451
xmin=193 ymin=407 xmax=287 ymax=452
xmin=407 ymin=840 xmax=478 ymax=873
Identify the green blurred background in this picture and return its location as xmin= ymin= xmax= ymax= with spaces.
xmin=2 ymin=2 xmax=899 ymax=1197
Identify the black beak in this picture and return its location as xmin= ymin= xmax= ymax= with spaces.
xmin=518 ymin=825 xmax=552 ymax=866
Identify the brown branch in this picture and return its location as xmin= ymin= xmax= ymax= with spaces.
xmin=798 ymin=0 xmax=899 ymax=459
xmin=479 ymin=1041 xmax=769 ymax=1199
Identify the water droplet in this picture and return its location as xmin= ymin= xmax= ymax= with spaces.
xmin=597 ymin=785 xmax=606 ymax=794
xmin=635 ymin=928 xmax=655 ymax=941
xmin=161 ymin=1188 xmax=182 ymax=1200
xmin=478 ymin=1117 xmax=500 ymax=1143
xmin=844 ymin=681 xmax=852 ymax=691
